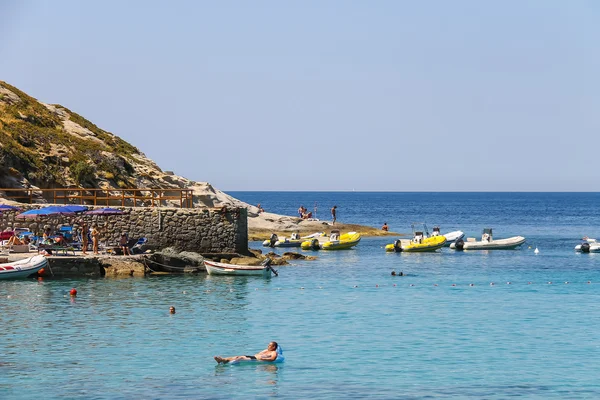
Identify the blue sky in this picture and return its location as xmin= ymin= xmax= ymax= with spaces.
xmin=1 ymin=1 xmax=598 ymax=191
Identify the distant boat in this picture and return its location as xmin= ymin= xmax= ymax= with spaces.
xmin=575 ymin=238 xmax=600 ymax=253
xmin=450 ymin=228 xmax=525 ymax=251
xmin=302 ymin=230 xmax=361 ymax=250
xmin=385 ymin=223 xmax=446 ymax=252
xmin=431 ymin=226 xmax=465 ymax=247
xmin=262 ymin=232 xmax=324 ymax=248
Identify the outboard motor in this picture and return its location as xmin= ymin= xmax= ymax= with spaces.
xmin=310 ymin=238 xmax=320 ymax=250
xmin=269 ymin=233 xmax=278 ymax=248
xmin=454 ymin=239 xmax=465 ymax=251
xmin=262 ymin=258 xmax=272 ymax=267
xmin=393 ymin=239 xmax=403 ymax=253
xmin=581 ymin=242 xmax=591 ymax=253
xmin=262 ymin=258 xmax=278 ymax=276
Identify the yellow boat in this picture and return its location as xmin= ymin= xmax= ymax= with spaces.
xmin=301 ymin=230 xmax=361 ymax=250
xmin=385 ymin=223 xmax=446 ymax=252
xmin=322 ymin=231 xmax=361 ymax=250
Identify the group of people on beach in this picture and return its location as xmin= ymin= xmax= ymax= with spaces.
xmin=297 ymin=205 xmax=313 ymax=219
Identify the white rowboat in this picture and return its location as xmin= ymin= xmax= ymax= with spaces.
xmin=204 ymin=259 xmax=276 ymax=278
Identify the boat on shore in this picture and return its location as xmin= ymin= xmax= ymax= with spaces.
xmin=204 ymin=258 xmax=277 ymax=278
xmin=385 ymin=223 xmax=446 ymax=252
xmin=450 ymin=228 xmax=525 ymax=250
xmin=575 ymin=237 xmax=600 ymax=253
xmin=0 ymin=255 xmax=48 ymax=279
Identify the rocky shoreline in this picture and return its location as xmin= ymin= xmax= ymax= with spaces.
xmin=246 ymin=211 xmax=404 ymax=241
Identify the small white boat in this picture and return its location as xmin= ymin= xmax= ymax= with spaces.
xmin=262 ymin=232 xmax=324 ymax=248
xmin=575 ymin=238 xmax=600 ymax=253
xmin=431 ymin=226 xmax=465 ymax=247
xmin=450 ymin=228 xmax=525 ymax=250
xmin=0 ymin=255 xmax=48 ymax=279
xmin=204 ymin=259 xmax=277 ymax=278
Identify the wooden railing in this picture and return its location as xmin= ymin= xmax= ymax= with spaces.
xmin=0 ymin=188 xmax=194 ymax=208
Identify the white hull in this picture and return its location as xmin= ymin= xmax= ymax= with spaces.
xmin=575 ymin=243 xmax=600 ymax=253
xmin=0 ymin=255 xmax=48 ymax=279
xmin=442 ymin=231 xmax=465 ymax=246
xmin=204 ymin=260 xmax=273 ymax=278
xmin=450 ymin=236 xmax=526 ymax=250
xmin=263 ymin=232 xmax=324 ymax=247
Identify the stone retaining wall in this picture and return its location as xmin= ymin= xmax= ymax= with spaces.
xmin=0 ymin=205 xmax=248 ymax=254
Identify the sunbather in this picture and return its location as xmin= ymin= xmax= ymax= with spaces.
xmin=6 ymin=235 xmax=24 ymax=246
xmin=214 ymin=341 xmax=279 ymax=364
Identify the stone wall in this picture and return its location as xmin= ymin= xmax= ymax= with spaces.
xmin=0 ymin=206 xmax=249 ymax=254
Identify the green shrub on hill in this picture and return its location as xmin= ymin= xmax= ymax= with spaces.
xmin=0 ymin=80 xmax=146 ymax=190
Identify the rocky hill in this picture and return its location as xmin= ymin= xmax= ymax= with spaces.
xmin=0 ymin=80 xmax=253 ymax=210
xmin=0 ymin=81 xmax=390 ymax=238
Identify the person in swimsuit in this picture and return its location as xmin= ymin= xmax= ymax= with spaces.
xmin=90 ymin=224 xmax=100 ymax=254
xmin=214 ymin=341 xmax=279 ymax=364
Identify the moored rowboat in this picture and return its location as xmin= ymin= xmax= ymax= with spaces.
xmin=204 ymin=259 xmax=277 ymax=278
xmin=0 ymin=255 xmax=48 ymax=279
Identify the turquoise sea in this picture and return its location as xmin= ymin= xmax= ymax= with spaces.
xmin=2 ymin=192 xmax=600 ymax=399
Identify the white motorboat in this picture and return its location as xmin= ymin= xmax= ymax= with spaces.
xmin=262 ymin=232 xmax=324 ymax=248
xmin=0 ymin=255 xmax=48 ymax=279
xmin=431 ymin=226 xmax=465 ymax=247
xmin=450 ymin=228 xmax=525 ymax=250
xmin=575 ymin=238 xmax=600 ymax=253
xmin=204 ymin=258 xmax=277 ymax=278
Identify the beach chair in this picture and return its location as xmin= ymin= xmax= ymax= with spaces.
xmin=130 ymin=237 xmax=148 ymax=254
xmin=59 ymin=226 xmax=74 ymax=241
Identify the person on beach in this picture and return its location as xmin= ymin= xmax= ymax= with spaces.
xmin=331 ymin=205 xmax=337 ymax=225
xmin=119 ymin=233 xmax=130 ymax=255
xmin=54 ymin=233 xmax=68 ymax=247
xmin=298 ymin=206 xmax=304 ymax=218
xmin=90 ymin=224 xmax=100 ymax=254
xmin=6 ymin=235 xmax=24 ymax=246
xmin=214 ymin=341 xmax=279 ymax=364
xmin=381 ymin=222 xmax=389 ymax=231
xmin=42 ymin=228 xmax=52 ymax=242
xmin=81 ymin=223 xmax=89 ymax=255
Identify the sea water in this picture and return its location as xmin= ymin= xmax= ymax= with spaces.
xmin=1 ymin=192 xmax=600 ymax=399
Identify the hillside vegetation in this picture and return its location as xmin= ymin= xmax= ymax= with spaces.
xmin=0 ymin=80 xmax=253 ymax=211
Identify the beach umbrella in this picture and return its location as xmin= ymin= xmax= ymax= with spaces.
xmin=15 ymin=206 xmax=77 ymax=219
xmin=0 ymin=204 xmax=22 ymax=212
xmin=61 ymin=205 xmax=88 ymax=213
xmin=84 ymin=207 xmax=125 ymax=215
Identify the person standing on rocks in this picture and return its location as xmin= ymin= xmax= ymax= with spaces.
xmin=331 ymin=205 xmax=337 ymax=225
